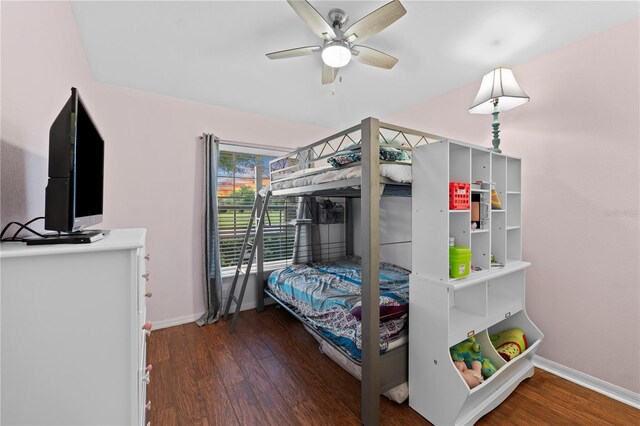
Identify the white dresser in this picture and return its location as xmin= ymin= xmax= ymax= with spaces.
xmin=1 ymin=228 xmax=151 ymax=425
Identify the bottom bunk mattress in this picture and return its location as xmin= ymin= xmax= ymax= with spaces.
xmin=305 ymin=326 xmax=409 ymax=404
xmin=267 ymin=256 xmax=410 ymax=361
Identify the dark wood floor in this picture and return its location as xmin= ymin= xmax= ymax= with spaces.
xmin=147 ymin=306 xmax=639 ymax=425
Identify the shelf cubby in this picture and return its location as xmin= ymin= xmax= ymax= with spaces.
xmin=472 ymin=149 xmax=491 ymax=183
xmin=449 ymin=144 xmax=471 ymax=183
xmin=450 ymin=211 xmax=471 ymax=249
xmin=449 ymin=282 xmax=487 ymax=346
xmin=507 ymin=193 xmax=521 ymax=228
xmin=471 ymin=231 xmax=490 ymax=272
xmin=491 ymin=154 xmax=507 ymax=211
xmin=507 ymin=228 xmax=522 ymax=262
xmin=488 ymin=270 xmax=525 ymax=326
xmin=491 ymin=210 xmax=506 ymax=266
xmin=507 ymin=157 xmax=522 ymax=193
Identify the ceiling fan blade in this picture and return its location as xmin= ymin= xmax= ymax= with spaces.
xmin=343 ymin=0 xmax=406 ymax=44
xmin=266 ymin=46 xmax=321 ymax=60
xmin=351 ymin=46 xmax=398 ymax=69
xmin=287 ymin=0 xmax=336 ymax=40
xmin=322 ymin=64 xmax=339 ymax=85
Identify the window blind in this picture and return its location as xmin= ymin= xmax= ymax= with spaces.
xmin=217 ymin=150 xmax=294 ymax=268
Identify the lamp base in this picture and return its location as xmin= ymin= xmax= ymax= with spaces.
xmin=491 ymin=102 xmax=501 ymax=153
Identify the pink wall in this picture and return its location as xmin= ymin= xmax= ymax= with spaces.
xmin=1 ymin=1 xmax=96 ymax=225
xmin=1 ymin=1 xmax=331 ymax=325
xmin=385 ymin=19 xmax=640 ymax=393
xmin=91 ymin=84 xmax=330 ymax=323
xmin=3 ymin=1 xmax=638 ymax=395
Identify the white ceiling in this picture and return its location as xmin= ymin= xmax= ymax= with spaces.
xmin=71 ymin=1 xmax=638 ymax=129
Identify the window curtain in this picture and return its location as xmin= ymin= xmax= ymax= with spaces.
xmin=292 ymin=196 xmax=321 ymax=263
xmin=196 ymin=133 xmax=223 ymax=326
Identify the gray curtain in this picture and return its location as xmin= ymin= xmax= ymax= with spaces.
xmin=196 ymin=134 xmax=223 ymax=326
xmin=292 ymin=196 xmax=322 ymax=264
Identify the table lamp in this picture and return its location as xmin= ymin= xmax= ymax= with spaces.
xmin=468 ymin=67 xmax=529 ymax=153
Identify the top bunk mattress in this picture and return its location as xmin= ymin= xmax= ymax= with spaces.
xmin=264 ymin=142 xmax=413 ymax=196
xmin=262 ymin=163 xmax=412 ymax=195
xmin=267 ymin=256 xmax=410 ymax=361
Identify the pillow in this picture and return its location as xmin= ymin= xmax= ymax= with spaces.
xmin=380 ymin=164 xmax=412 ymax=183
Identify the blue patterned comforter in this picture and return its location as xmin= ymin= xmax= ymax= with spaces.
xmin=267 ymin=257 xmax=410 ymax=360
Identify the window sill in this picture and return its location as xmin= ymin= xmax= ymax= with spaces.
xmin=220 ymin=259 xmax=292 ymax=279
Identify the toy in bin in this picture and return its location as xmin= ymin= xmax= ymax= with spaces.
xmin=490 ymin=328 xmax=528 ymax=361
xmin=449 ymin=182 xmax=470 ymax=210
xmin=450 ymin=336 xmax=498 ymax=389
xmin=449 ymin=237 xmax=471 ymax=279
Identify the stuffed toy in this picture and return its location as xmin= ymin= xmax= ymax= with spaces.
xmin=450 ymin=336 xmax=498 ymax=380
xmin=490 ymin=328 xmax=528 ymax=361
xmin=453 ymin=360 xmax=483 ymax=389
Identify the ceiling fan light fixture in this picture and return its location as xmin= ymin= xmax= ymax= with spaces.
xmin=321 ymin=41 xmax=351 ymax=68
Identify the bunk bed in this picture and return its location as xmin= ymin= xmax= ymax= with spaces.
xmin=251 ymin=118 xmax=443 ymax=425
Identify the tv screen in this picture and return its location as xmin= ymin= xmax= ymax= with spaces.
xmin=45 ymin=88 xmax=104 ymax=233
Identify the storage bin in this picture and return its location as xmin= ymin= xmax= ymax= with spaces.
xmin=450 ymin=245 xmax=472 ymax=279
xmin=449 ymin=182 xmax=470 ymax=210
xmin=451 ymin=329 xmax=507 ymax=391
xmin=487 ymin=311 xmax=543 ymax=360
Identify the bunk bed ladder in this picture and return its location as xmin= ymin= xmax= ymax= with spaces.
xmin=223 ymin=190 xmax=271 ymax=333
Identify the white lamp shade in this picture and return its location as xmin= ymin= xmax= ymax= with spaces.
xmin=322 ymin=42 xmax=351 ymax=68
xmin=468 ymin=67 xmax=529 ymax=114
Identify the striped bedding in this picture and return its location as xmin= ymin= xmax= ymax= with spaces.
xmin=267 ymin=256 xmax=410 ymax=360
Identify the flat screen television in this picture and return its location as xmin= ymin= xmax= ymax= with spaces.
xmin=45 ymin=87 xmax=104 ymax=233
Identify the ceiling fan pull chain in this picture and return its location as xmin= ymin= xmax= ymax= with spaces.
xmin=331 ymin=75 xmax=343 ymax=95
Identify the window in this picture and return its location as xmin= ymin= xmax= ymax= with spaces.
xmin=217 ymin=149 xmax=295 ymax=270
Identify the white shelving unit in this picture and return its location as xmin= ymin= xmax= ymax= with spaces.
xmin=410 ymin=140 xmax=543 ymax=425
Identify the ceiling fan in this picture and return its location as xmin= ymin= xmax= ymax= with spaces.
xmin=266 ymin=0 xmax=407 ymax=84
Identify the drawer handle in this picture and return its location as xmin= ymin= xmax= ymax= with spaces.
xmin=145 ymin=254 xmax=150 ymax=261
xmin=467 ymin=330 xmax=475 ymax=337
xmin=505 ymin=312 xmax=511 ymax=319
xmin=145 ymin=364 xmax=153 ymax=373
xmin=143 ymin=371 xmax=150 ymax=384
xmin=145 ymin=401 xmax=151 ymax=410
xmin=142 ymin=272 xmax=150 ymax=281
xmin=145 ymin=291 xmax=153 ymax=298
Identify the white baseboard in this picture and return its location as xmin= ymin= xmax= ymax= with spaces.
xmin=152 ymin=312 xmax=205 ymax=330
xmin=151 ymin=299 xmax=274 ymax=330
xmin=533 ymin=355 xmax=640 ymax=409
